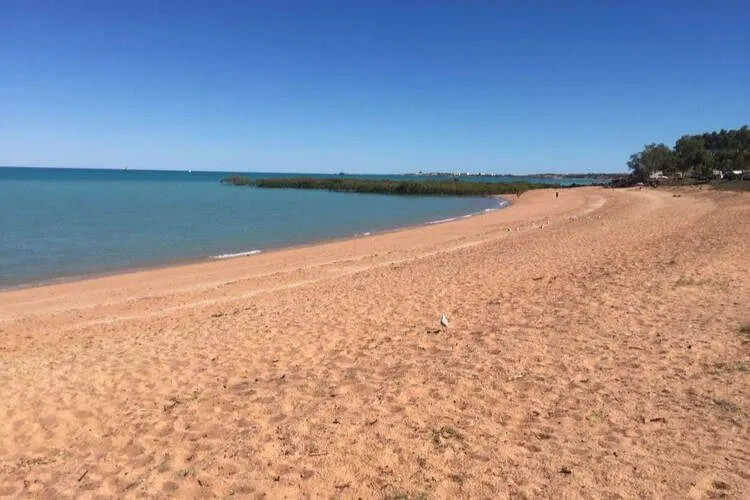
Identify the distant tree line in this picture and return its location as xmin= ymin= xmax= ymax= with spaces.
xmin=221 ymin=175 xmax=557 ymax=196
xmin=626 ymin=125 xmax=749 ymax=183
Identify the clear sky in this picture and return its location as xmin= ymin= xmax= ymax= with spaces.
xmin=1 ymin=1 xmax=748 ymax=174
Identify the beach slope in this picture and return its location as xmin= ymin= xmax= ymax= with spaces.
xmin=0 ymin=187 xmax=748 ymax=497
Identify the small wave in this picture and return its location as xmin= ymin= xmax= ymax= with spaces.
xmin=486 ymin=200 xmax=510 ymax=212
xmin=211 ymin=249 xmax=262 ymax=260
xmin=428 ymin=217 xmax=458 ymax=225
xmin=361 ymin=231 xmax=372 ymax=236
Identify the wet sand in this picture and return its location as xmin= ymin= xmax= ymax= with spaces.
xmin=0 ymin=186 xmax=748 ymax=498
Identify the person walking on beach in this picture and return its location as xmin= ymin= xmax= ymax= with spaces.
xmin=556 ymin=191 xmax=559 ymax=199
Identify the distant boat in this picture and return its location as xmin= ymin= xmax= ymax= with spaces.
xmin=187 ymin=169 xmax=192 ymax=174
xmin=122 ymin=167 xmax=129 ymax=172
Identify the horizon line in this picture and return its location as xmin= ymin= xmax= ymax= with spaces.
xmin=0 ymin=164 xmax=628 ymax=176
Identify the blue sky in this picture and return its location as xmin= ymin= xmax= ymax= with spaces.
xmin=1 ymin=1 xmax=748 ymax=174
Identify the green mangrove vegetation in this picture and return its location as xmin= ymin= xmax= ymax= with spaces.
xmin=220 ymin=176 xmax=557 ymax=196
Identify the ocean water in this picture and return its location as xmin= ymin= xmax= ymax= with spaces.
xmin=0 ymin=167 xmax=491 ymax=287
xmin=0 ymin=167 xmax=596 ymax=288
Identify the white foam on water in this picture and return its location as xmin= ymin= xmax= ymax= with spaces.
xmin=427 ymin=217 xmax=458 ymax=225
xmin=486 ymin=199 xmax=510 ymax=212
xmin=211 ymin=249 xmax=262 ymax=260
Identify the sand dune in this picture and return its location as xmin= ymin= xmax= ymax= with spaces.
xmin=0 ymin=186 xmax=748 ymax=498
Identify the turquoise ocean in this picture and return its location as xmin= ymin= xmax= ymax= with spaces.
xmin=0 ymin=167 xmax=594 ymax=288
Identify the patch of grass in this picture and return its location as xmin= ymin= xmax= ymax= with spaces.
xmin=386 ymin=494 xmax=409 ymax=500
xmin=385 ymin=492 xmax=428 ymax=500
xmin=448 ymin=474 xmax=465 ymax=485
xmin=675 ymin=277 xmax=697 ymax=287
xmin=586 ymin=410 xmax=604 ymax=422
xmin=713 ymin=362 xmax=749 ymax=373
xmin=739 ymin=325 xmax=750 ymax=345
xmin=713 ymin=398 xmax=742 ymax=412
xmin=713 ymin=480 xmax=731 ymax=490
xmin=432 ymin=426 xmax=464 ymax=447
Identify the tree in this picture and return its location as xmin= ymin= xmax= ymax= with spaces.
xmin=675 ymin=135 xmax=713 ymax=178
xmin=627 ymin=152 xmax=646 ymax=182
xmin=625 ymin=126 xmax=749 ymax=183
xmin=627 ymin=143 xmax=675 ymax=182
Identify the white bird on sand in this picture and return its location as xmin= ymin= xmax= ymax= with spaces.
xmin=440 ymin=314 xmax=449 ymax=329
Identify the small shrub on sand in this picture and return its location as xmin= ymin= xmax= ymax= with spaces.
xmin=713 ymin=398 xmax=742 ymax=412
xmin=386 ymin=493 xmax=428 ymax=500
xmin=432 ymin=426 xmax=463 ymax=447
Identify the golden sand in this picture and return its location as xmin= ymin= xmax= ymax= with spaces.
xmin=0 ymin=186 xmax=748 ymax=497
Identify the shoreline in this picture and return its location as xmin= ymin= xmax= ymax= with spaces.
xmin=0 ymin=195 xmax=509 ymax=293
xmin=0 ymin=187 xmax=589 ymax=321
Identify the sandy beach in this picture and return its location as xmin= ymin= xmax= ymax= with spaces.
xmin=0 ymin=186 xmax=748 ymax=498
